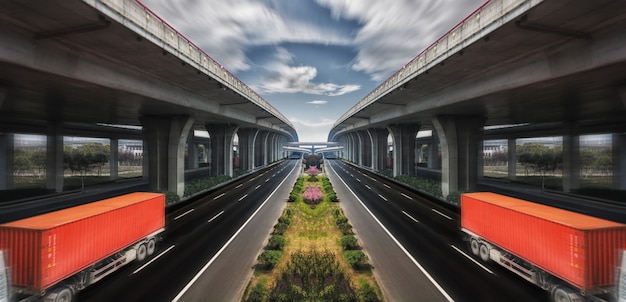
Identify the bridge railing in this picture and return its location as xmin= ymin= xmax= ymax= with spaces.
xmin=86 ymin=0 xmax=294 ymax=131
xmin=333 ymin=0 xmax=533 ymax=129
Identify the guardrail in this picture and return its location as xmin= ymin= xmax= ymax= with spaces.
xmin=333 ymin=0 xmax=534 ymax=129
xmin=85 ymin=0 xmax=294 ymax=131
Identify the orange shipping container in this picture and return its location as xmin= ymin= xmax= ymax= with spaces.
xmin=461 ymin=192 xmax=626 ymax=292
xmin=0 ymin=192 xmax=165 ymax=293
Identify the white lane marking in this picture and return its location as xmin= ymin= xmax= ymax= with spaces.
xmin=172 ymin=161 xmax=298 ymax=302
xmin=235 ymin=184 xmax=243 ymax=188
xmin=132 ymin=245 xmax=175 ymax=275
xmin=238 ymin=194 xmax=248 ymax=202
xmin=378 ymin=194 xmax=388 ymax=202
xmin=248 ymin=178 xmax=255 ymax=182
xmin=402 ymin=211 xmax=419 ymax=223
xmin=265 ymin=178 xmax=270 ymax=182
xmin=432 ymin=209 xmax=453 ymax=220
xmin=383 ymin=184 xmax=390 ymax=188
xmin=356 ymin=178 xmax=361 ymax=182
xmin=208 ymin=211 xmax=224 ymax=223
xmin=272 ymin=174 xmax=276 ymax=177
xmin=451 ymin=245 xmax=494 ymax=275
xmin=401 ymin=193 xmax=413 ymax=200
xmin=327 ymin=163 xmax=454 ymax=302
xmin=255 ymin=185 xmax=261 ymax=190
xmin=174 ymin=209 xmax=194 ymax=220
xmin=365 ymin=185 xmax=371 ymax=190
xmin=213 ymin=193 xmax=225 ymax=200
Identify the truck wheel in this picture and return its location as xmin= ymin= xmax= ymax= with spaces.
xmin=552 ymin=286 xmax=578 ymax=302
xmin=46 ymin=286 xmax=73 ymax=302
xmin=146 ymin=238 xmax=156 ymax=256
xmin=137 ymin=243 xmax=147 ymax=262
xmin=470 ymin=238 xmax=480 ymax=256
xmin=479 ymin=244 xmax=490 ymax=262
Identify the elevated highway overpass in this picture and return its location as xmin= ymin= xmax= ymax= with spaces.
xmin=328 ymin=0 xmax=626 ymax=197
xmin=0 ymin=0 xmax=297 ymax=197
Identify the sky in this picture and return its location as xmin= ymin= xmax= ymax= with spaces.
xmin=141 ymin=0 xmax=486 ymax=142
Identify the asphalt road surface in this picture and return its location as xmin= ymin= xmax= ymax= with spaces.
xmin=78 ymin=160 xmax=300 ymax=302
xmin=325 ymin=159 xmax=547 ymax=302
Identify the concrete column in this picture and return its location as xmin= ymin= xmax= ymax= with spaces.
xmin=254 ymin=131 xmax=269 ymax=168
xmin=0 ymin=133 xmax=14 ymax=190
xmin=427 ymin=130 xmax=440 ymax=170
xmin=387 ymin=124 xmax=420 ymax=177
xmin=206 ymin=124 xmax=238 ymax=177
xmin=562 ymin=123 xmax=580 ymax=193
xmin=237 ymin=128 xmax=258 ymax=172
xmin=46 ymin=122 xmax=64 ymax=192
xmin=359 ymin=130 xmax=372 ymax=168
xmin=142 ymin=116 xmax=195 ymax=196
xmin=508 ymin=138 xmax=517 ymax=180
xmin=367 ymin=129 xmax=385 ymax=171
xmin=186 ymin=132 xmax=199 ymax=169
xmin=613 ymin=133 xmax=626 ymax=190
xmin=433 ymin=116 xmax=484 ymax=197
xmin=109 ymin=138 xmax=119 ymax=181
xmin=355 ymin=131 xmax=364 ymax=166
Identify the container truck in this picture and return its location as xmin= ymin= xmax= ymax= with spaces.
xmin=0 ymin=192 xmax=165 ymax=302
xmin=461 ymin=192 xmax=626 ymax=302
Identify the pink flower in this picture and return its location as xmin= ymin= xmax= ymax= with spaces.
xmin=306 ymin=166 xmax=321 ymax=177
xmin=302 ymin=185 xmax=324 ymax=203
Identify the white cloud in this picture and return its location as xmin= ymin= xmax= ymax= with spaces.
xmin=316 ymin=0 xmax=484 ymax=80
xmin=307 ymin=100 xmax=328 ymax=105
xmin=255 ymin=48 xmax=361 ymax=96
xmin=142 ymin=0 xmax=352 ymax=72
xmin=290 ymin=117 xmax=335 ymax=142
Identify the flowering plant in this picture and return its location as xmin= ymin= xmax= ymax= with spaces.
xmin=302 ymin=185 xmax=324 ymax=204
xmin=305 ymin=166 xmax=321 ymax=177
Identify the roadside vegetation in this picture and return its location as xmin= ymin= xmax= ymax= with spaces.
xmin=243 ymin=165 xmax=383 ymax=302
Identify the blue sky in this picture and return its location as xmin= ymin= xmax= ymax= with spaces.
xmin=141 ymin=0 xmax=485 ymax=142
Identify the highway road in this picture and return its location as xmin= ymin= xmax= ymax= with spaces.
xmin=325 ymin=159 xmax=547 ymax=302
xmin=78 ymin=160 xmax=300 ymax=302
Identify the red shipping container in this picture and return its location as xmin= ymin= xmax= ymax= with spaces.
xmin=461 ymin=192 xmax=626 ymax=292
xmin=0 ymin=192 xmax=165 ymax=293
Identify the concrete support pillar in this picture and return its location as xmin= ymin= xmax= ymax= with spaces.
xmin=355 ymin=132 xmax=364 ymax=166
xmin=109 ymin=138 xmax=119 ymax=181
xmin=433 ymin=116 xmax=484 ymax=197
xmin=254 ymin=131 xmax=269 ymax=168
xmin=238 ymin=128 xmax=258 ymax=171
xmin=142 ymin=116 xmax=195 ymax=197
xmin=349 ymin=133 xmax=359 ymax=163
xmin=206 ymin=124 xmax=238 ymax=177
xmin=367 ymin=128 xmax=387 ymax=171
xmin=358 ymin=131 xmax=372 ymax=168
xmin=186 ymin=132 xmax=199 ymax=169
xmin=387 ymin=124 xmax=420 ymax=177
xmin=427 ymin=130 xmax=440 ymax=170
xmin=613 ymin=133 xmax=626 ymax=190
xmin=0 ymin=133 xmax=14 ymax=190
xmin=46 ymin=122 xmax=64 ymax=192
xmin=562 ymin=123 xmax=581 ymax=193
xmin=508 ymin=138 xmax=517 ymax=180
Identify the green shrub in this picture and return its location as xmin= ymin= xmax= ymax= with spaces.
xmin=337 ymin=222 xmax=353 ymax=235
xmin=268 ymin=235 xmax=286 ymax=250
xmin=344 ymin=250 xmax=368 ymax=269
xmin=164 ymin=191 xmax=180 ymax=204
xmin=273 ymin=222 xmax=289 ymax=235
xmin=340 ymin=235 xmax=358 ymax=250
xmin=446 ymin=191 xmax=463 ymax=205
xmin=283 ymin=208 xmax=294 ymax=218
xmin=245 ymin=283 xmax=269 ymax=302
xmin=359 ymin=283 xmax=381 ymax=302
xmin=258 ymin=250 xmax=282 ymax=269
xmin=278 ymin=216 xmax=291 ymax=226
xmin=335 ymin=216 xmax=348 ymax=225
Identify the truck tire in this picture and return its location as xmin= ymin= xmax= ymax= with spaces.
xmin=470 ymin=238 xmax=480 ymax=256
xmin=147 ymin=238 xmax=156 ymax=256
xmin=136 ymin=243 xmax=147 ymax=262
xmin=46 ymin=286 xmax=74 ymax=302
xmin=552 ymin=286 xmax=579 ymax=302
xmin=479 ymin=243 xmax=490 ymax=262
